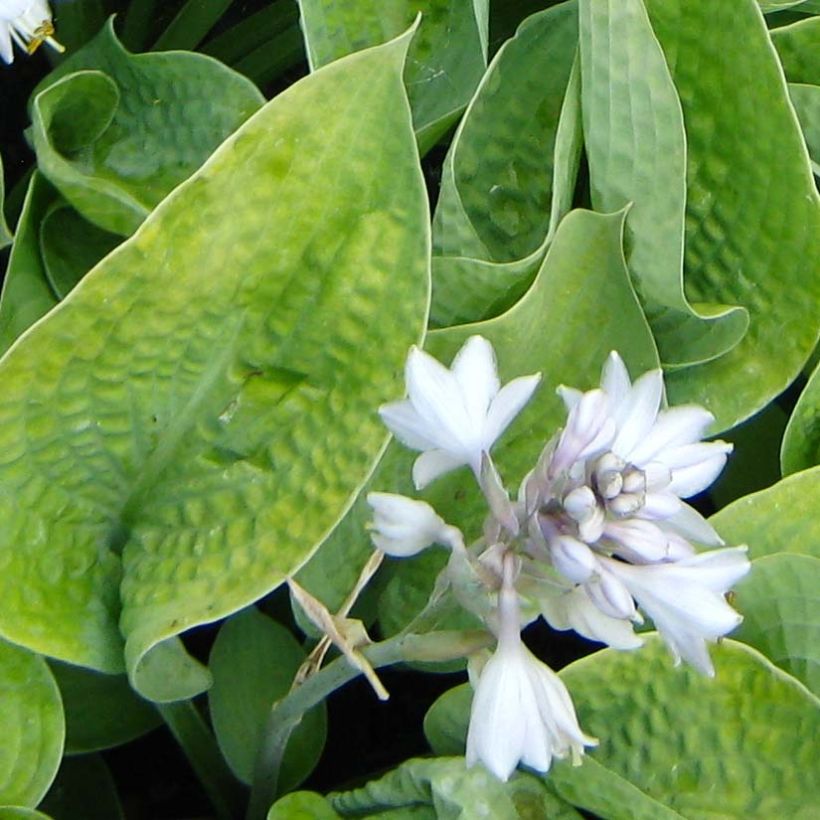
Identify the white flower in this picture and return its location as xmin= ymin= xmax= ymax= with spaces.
xmin=593 ymin=352 xmax=732 ymax=508
xmin=539 ymin=584 xmax=643 ymax=650
xmin=465 ymin=554 xmax=595 ymax=781
xmin=0 ymin=0 xmax=63 ymax=64
xmin=550 ymin=389 xmax=615 ymax=477
xmin=379 ymin=336 xmax=541 ymax=489
xmin=601 ymin=547 xmax=750 ymax=675
xmin=366 ymin=492 xmax=461 ymax=557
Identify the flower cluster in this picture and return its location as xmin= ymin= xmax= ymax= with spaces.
xmin=0 ymin=0 xmax=63 ymax=64
xmin=367 ymin=336 xmax=749 ymax=782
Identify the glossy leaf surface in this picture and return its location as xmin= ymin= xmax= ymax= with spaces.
xmin=782 ymin=357 xmax=820 ymax=473
xmin=209 ymin=608 xmax=326 ymax=789
xmin=0 ymin=641 xmax=64 ymax=808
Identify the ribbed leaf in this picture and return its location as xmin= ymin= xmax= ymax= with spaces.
xmin=31 ymin=20 xmax=264 ymax=235
xmin=0 ymin=32 xmax=430 ymax=701
xmin=734 ymin=553 xmax=820 ymax=695
xmin=579 ymin=0 xmax=748 ymax=368
xmin=430 ymin=3 xmax=580 ymax=326
xmin=297 ymin=0 xmax=488 ymax=149
xmin=710 ymin=466 xmax=820 ymax=560
xmin=640 ymin=0 xmax=820 ymax=429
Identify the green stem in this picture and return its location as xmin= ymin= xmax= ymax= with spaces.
xmin=245 ymin=625 xmax=491 ymax=820
xmin=159 ymin=700 xmax=245 ymax=820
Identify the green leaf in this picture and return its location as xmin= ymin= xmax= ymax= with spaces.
xmin=31 ymin=19 xmax=264 ymax=236
xmin=788 ymin=83 xmax=820 ymax=171
xmin=0 ymin=810 xmax=51 ymax=820
xmin=201 ymin=2 xmax=300 ymax=65
xmin=39 ymin=755 xmax=123 ymax=820
xmin=49 ymin=661 xmax=160 ymax=755
xmin=579 ymin=0 xmax=748 ymax=369
xmin=547 ymin=757 xmax=686 ymax=820
xmin=708 ymin=400 xmax=790 ymax=509
xmin=46 ymin=0 xmax=106 ymax=56
xmin=709 ymin=466 xmax=820 ymax=560
xmin=759 ymin=0 xmax=814 ymax=11
xmin=0 ymin=155 xmax=12 ymax=249
xmin=209 ymin=609 xmax=327 ymax=790
xmin=423 ymin=682 xmax=472 ymax=756
xmin=434 ymin=3 xmax=577 ymax=262
xmin=39 ymin=205 xmax=121 ymax=299
xmin=560 ymin=638 xmax=819 ymax=817
xmin=330 ymin=758 xmax=581 ymax=819
xmin=0 ymin=173 xmax=59 ymax=354
xmin=0 ymin=30 xmax=430 ymax=701
xmin=289 ymin=444 xmax=410 ymax=640
xmin=268 ymin=792 xmax=341 ymax=819
xmin=782 ymin=355 xmax=820 ymax=473
xmin=297 ymin=0 xmax=488 ymax=149
xmin=733 ymin=553 xmax=820 ymax=696
xmin=0 ymin=641 xmax=64 ymax=808
xmin=430 ymin=4 xmax=581 ymax=326
xmin=641 ymin=0 xmax=820 ymax=430
xmin=152 ymin=0 xmax=233 ymax=51
xmin=771 ymin=17 xmax=820 ymax=84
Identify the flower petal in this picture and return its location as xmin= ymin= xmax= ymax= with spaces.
xmin=412 ymin=448 xmax=466 ymax=489
xmin=484 ymin=373 xmax=541 ymax=446
xmin=611 ymin=369 xmax=664 ymax=457
xmin=663 ymin=503 xmax=724 ymax=546
xmin=600 ymin=351 xmax=631 ymax=408
xmin=667 ymin=453 xmax=730 ymax=498
xmin=540 ymin=586 xmax=643 ymax=650
xmin=627 ymin=405 xmax=715 ymax=465
xmin=451 ymin=336 xmax=500 ymax=429
xmin=405 ymin=346 xmax=473 ymax=450
xmin=378 ymin=399 xmax=439 ymax=451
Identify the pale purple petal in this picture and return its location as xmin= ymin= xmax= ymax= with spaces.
xmin=667 ymin=453 xmax=730 ymax=498
xmin=550 ymin=536 xmax=597 ymax=584
xmin=557 ymin=385 xmax=583 ymax=411
xmin=600 ymin=351 xmax=631 ymax=408
xmin=0 ymin=26 xmax=13 ymax=62
xmin=628 ymin=405 xmax=715 ymax=465
xmin=638 ymin=491 xmax=682 ymax=519
xmin=611 ymin=369 xmax=664 ymax=457
xmin=603 ymin=519 xmax=670 ymax=563
xmin=541 ymin=586 xmax=643 ymax=650
xmin=465 ymin=650 xmax=528 ymax=780
xmin=664 ymin=504 xmax=724 ymax=546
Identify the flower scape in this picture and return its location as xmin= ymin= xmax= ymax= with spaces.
xmin=368 ymin=335 xmax=750 ymax=782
